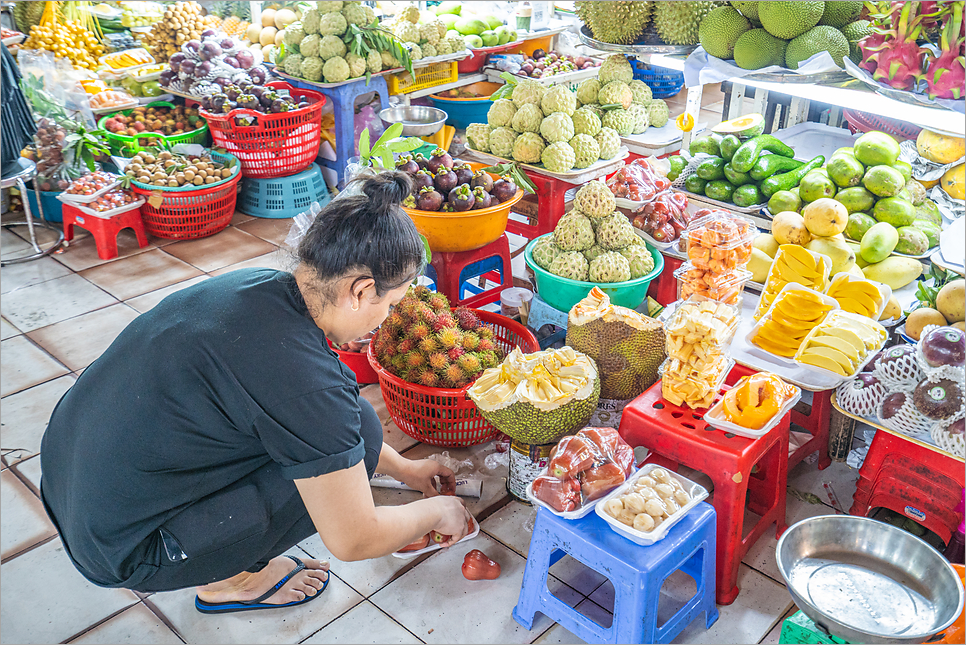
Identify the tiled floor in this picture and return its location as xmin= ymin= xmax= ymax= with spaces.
xmin=0 ymin=89 xmax=860 ymax=644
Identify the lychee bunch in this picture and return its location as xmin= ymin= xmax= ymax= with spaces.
xmin=372 ymin=286 xmax=504 ymax=388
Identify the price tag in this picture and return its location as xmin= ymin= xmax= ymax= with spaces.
xmin=148 ymin=191 xmax=164 ymax=208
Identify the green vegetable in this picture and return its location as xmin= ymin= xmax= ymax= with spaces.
xmin=749 ymin=154 xmax=804 ymax=181
xmin=731 ymin=134 xmax=796 ymax=173
xmin=761 ymin=155 xmax=825 ymax=198
xmin=695 ymin=156 xmax=726 ymax=181
xmin=705 ymin=179 xmax=736 ymax=202
xmin=733 ymin=183 xmax=765 ymax=207
xmin=685 ymin=174 xmax=708 ymax=194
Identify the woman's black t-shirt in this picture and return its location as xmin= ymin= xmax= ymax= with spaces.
xmin=40 ymin=268 xmax=366 ymax=587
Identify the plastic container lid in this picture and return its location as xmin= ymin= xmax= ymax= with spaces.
xmin=704 ymin=377 xmax=802 ymax=439
xmin=683 ymin=209 xmax=758 ymax=254
xmin=501 ymin=287 xmax=533 ymax=307
xmin=674 ymin=263 xmax=752 ymax=306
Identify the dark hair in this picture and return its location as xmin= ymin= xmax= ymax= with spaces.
xmin=296 ymin=170 xmax=424 ymax=302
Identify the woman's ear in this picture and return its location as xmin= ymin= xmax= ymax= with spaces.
xmin=349 ymin=277 xmax=377 ymax=311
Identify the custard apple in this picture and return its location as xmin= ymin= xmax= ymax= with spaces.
xmin=576 ymin=78 xmax=600 ymax=106
xmin=583 ymin=244 xmax=607 ymax=263
xmin=647 ymin=99 xmax=670 ymax=128
xmin=549 ymin=251 xmax=590 ymax=281
xmin=553 ymin=213 xmax=595 ymax=251
xmin=542 ymin=142 xmax=576 ymax=173
xmin=487 ymin=99 xmax=517 ymax=128
xmin=574 ymin=179 xmax=616 ymax=220
xmin=488 ymin=127 xmax=517 ymax=158
xmin=598 ymin=54 xmax=635 ymax=85
xmin=627 ymin=104 xmax=650 ymax=135
xmin=570 ymin=134 xmax=600 ymax=169
xmin=345 ymin=52 xmax=367 ymax=78
xmin=512 ymin=79 xmax=546 ymax=109
xmin=319 ymin=34 xmax=346 ymax=60
xmin=466 ymin=123 xmax=492 ymax=152
xmin=284 ymin=24 xmax=306 ymax=47
xmin=598 ymin=82 xmax=633 ymax=110
xmin=512 ymin=132 xmax=546 ymax=164
xmin=404 ymin=43 xmax=423 ymax=60
xmin=321 ymin=56 xmax=349 ymax=83
xmin=366 ymin=50 xmax=382 ymax=73
xmin=298 ymin=33 xmax=321 ymax=58
xmin=602 ymin=109 xmax=635 ymax=136
xmin=628 ymin=79 xmax=653 ymax=105
xmin=399 ymin=4 xmax=420 ymax=23
xmin=318 ymin=1 xmax=342 ymax=11
xmin=582 ymin=104 xmax=604 ymax=119
xmin=342 ymin=2 xmax=368 ymax=27
xmin=595 ymin=212 xmax=637 ymax=250
xmin=619 ymin=243 xmax=655 ymax=278
xmin=302 ymin=9 xmax=322 ymax=34
xmin=422 ymin=43 xmax=437 ymax=58
xmin=511 ymin=103 xmax=543 ymax=134
xmin=419 ymin=22 xmax=440 ymax=45
xmin=595 ymin=127 xmax=621 ymax=159
xmin=381 ymin=51 xmax=399 ymax=69
xmin=394 ymin=20 xmax=416 ymax=41
xmin=572 ymin=108 xmax=602 ymax=137
xmin=283 ymin=52 xmax=304 ymax=76
xmin=320 ymin=11 xmax=348 ymax=36
xmin=541 ymin=85 xmax=577 ymax=116
xmin=301 ymin=56 xmax=325 ymax=82
xmin=531 ymin=236 xmax=562 ymax=270
xmin=589 ymin=252 xmax=632 ymax=283
xmin=540 ymin=113 xmax=575 ymax=144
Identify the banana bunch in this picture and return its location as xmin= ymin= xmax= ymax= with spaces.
xmin=795 ymin=311 xmax=887 ymax=377
xmin=751 ymin=287 xmax=835 ymax=358
xmin=754 ymin=244 xmax=831 ymax=321
xmin=825 ymin=275 xmax=885 ymax=319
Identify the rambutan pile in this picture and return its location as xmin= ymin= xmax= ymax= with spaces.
xmin=372 ymin=286 xmax=505 ymax=388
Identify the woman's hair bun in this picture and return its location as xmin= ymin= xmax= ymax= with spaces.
xmin=357 ymin=171 xmax=412 ymax=216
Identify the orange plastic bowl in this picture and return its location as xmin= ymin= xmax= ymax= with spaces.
xmin=402 ymin=161 xmax=523 ymax=253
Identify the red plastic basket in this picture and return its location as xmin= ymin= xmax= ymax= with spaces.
xmin=130 ymin=173 xmax=241 ymax=240
xmin=329 ymin=340 xmax=379 ymax=385
xmin=199 ymin=81 xmax=326 ymax=179
xmin=842 ymin=108 xmax=923 ymax=142
xmin=366 ymin=310 xmax=539 ymax=447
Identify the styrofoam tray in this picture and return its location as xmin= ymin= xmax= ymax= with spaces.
xmin=57 ymin=179 xmax=121 ymax=204
xmin=2 ymin=34 xmax=25 ymax=46
xmin=391 ymin=519 xmax=480 ymax=559
xmin=621 ymin=121 xmax=709 ymax=149
xmin=793 ymin=311 xmax=888 ymax=380
xmin=594 ymin=464 xmax=709 ymax=546
xmin=91 ymin=99 xmax=140 ymax=115
xmin=770 ymin=121 xmax=858 ymax=163
xmin=525 ymin=466 xmax=640 ymax=520
xmin=825 ymin=271 xmax=892 ymax=322
xmin=704 ymin=381 xmax=802 ymax=439
xmin=745 ymin=283 xmax=840 ymax=365
xmin=59 ymin=198 xmax=144 ymax=220
xmin=464 ymin=148 xmax=629 ymax=183
xmin=615 ymin=187 xmax=668 ymax=211
xmin=633 ymin=226 xmax=677 ymax=251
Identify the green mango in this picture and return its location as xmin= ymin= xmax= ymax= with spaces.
xmin=689 ymin=136 xmax=720 ymax=157
xmin=860 ymin=222 xmax=899 ymax=263
xmin=845 ymin=212 xmax=877 ymax=241
xmin=894 ymin=225 xmax=930 ymax=255
xmin=827 ymin=153 xmax=865 ymax=188
xmin=915 ymin=200 xmax=943 ymax=227
xmin=863 ymin=165 xmax=906 ymax=197
xmin=835 ymin=186 xmax=876 ymax=213
xmin=873 ymin=196 xmax=917 ymax=227
xmin=892 ymin=160 xmax=913 ymax=182
xmin=799 ymin=172 xmax=837 ymax=202
xmin=854 ymin=131 xmax=901 ymax=167
xmin=911 ymin=220 xmax=940 ymax=247
xmin=768 ymin=190 xmax=802 ymax=214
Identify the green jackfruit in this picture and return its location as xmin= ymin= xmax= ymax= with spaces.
xmin=785 ymin=25 xmax=850 ymax=69
xmin=699 ymin=6 xmax=752 ymax=60
xmin=819 ymin=1 xmax=863 ymax=28
xmin=758 ymin=1 xmax=824 ymax=39
xmin=730 ymin=1 xmax=760 ymax=23
xmin=842 ymin=20 xmax=873 ymax=63
xmin=733 ymin=28 xmax=788 ymax=70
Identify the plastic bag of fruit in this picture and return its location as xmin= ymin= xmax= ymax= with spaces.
xmin=633 ymin=190 xmax=691 ymax=244
xmin=606 ymin=158 xmax=671 ymax=203
xmin=531 ymin=427 xmax=636 ymax=514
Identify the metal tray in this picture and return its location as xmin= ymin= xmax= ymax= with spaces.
xmin=577 ymin=26 xmax=697 ymax=56
xmin=463 ymin=148 xmax=628 ymax=183
xmin=777 ymin=515 xmax=964 ymax=644
xmin=271 ymin=50 xmax=470 ymax=90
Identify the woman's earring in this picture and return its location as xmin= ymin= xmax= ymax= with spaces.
xmin=351 ymin=302 xmax=360 ymax=312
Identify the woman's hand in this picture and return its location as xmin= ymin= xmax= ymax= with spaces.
xmin=429 ymin=495 xmax=474 ymax=548
xmin=400 ymin=458 xmax=457 ymax=498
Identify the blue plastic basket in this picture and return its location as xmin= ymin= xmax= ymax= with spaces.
xmin=632 ymin=60 xmax=685 ymax=99
xmin=238 ymin=162 xmax=330 ymax=219
xmin=427 ymin=95 xmax=493 ymax=131
xmin=25 ymin=186 xmax=64 ymax=223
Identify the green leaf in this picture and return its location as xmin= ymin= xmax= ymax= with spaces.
xmin=386 ymin=137 xmax=422 ymax=153
xmin=421 ymin=233 xmax=431 ymax=267
xmin=359 ymin=128 xmax=371 ymax=158
xmin=373 ymin=122 xmax=404 ymax=150
xmin=499 ymin=71 xmax=518 ymax=86
xmin=380 ymin=150 xmax=394 ymax=170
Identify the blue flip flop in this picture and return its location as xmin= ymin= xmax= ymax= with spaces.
xmin=195 ymin=555 xmax=329 ymax=614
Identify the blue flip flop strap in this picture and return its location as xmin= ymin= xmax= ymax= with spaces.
xmin=242 ymin=555 xmax=305 ymax=606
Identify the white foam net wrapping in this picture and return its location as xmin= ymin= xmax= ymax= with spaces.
xmin=913 ymin=370 xmax=966 ymax=425
xmin=836 ymin=376 xmax=887 ymax=418
xmin=670 ymin=153 xmax=714 ymax=190
xmin=915 ymin=325 xmax=966 ymax=383
xmin=876 ymin=390 xmax=941 ymax=437
xmin=872 ymin=347 xmax=924 ymax=391
xmin=931 ymin=422 xmax=966 ymax=458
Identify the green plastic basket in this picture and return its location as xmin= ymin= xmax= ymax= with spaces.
xmin=524 ymin=234 xmax=664 ymax=313
xmin=128 ymin=150 xmax=240 ymax=192
xmin=97 ymin=101 xmax=209 ymax=156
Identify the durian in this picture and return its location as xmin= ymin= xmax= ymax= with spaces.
xmin=654 ymin=1 xmax=722 ymax=46
xmin=576 ymin=1 xmax=654 ymax=45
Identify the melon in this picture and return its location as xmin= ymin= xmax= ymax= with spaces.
xmin=260 ymin=26 xmax=277 ymax=47
xmin=260 ymin=8 xmax=277 ymax=27
xmin=246 ymin=22 xmax=262 ymax=43
xmin=274 ymin=8 xmax=297 ymax=30
xmin=917 ymin=129 xmax=966 ymax=165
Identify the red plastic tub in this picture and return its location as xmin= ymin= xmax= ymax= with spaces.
xmin=329 ymin=340 xmax=379 ymax=385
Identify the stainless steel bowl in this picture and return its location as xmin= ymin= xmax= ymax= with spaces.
xmin=777 ymin=515 xmax=964 ymax=644
xmin=379 ymin=106 xmax=447 ymax=137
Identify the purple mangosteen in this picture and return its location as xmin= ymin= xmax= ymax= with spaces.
xmin=472 ymin=187 xmax=491 ymax=209
xmin=453 ymin=162 xmax=474 ymax=185
xmin=417 ymin=186 xmax=444 ymax=212
xmin=402 ymin=194 xmax=417 ymax=209
xmin=470 ymin=170 xmax=493 ymax=192
xmin=449 ymin=184 xmax=475 ymax=211
xmin=426 ymin=147 xmax=453 ymax=174
xmin=395 ymin=155 xmax=419 ymax=175
xmin=248 ymin=66 xmax=267 ymax=84
xmin=412 ymin=169 xmax=435 ymax=191
xmin=490 ymin=175 xmax=517 ymax=203
xmin=434 ymin=168 xmax=457 ymax=193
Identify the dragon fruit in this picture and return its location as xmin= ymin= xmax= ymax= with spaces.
xmin=864 ymin=1 xmax=929 ymax=90
xmin=923 ymin=1 xmax=965 ymax=99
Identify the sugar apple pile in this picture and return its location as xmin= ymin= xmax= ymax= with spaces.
xmin=384 ymin=4 xmax=467 ymax=59
xmin=531 ymin=180 xmax=654 ymax=283
xmin=571 ymin=54 xmax=672 ymax=139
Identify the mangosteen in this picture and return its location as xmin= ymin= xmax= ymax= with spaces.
xmin=235 ymin=50 xmax=256 ymax=70
xmin=212 ymin=76 xmax=232 ymax=89
xmin=402 ymin=194 xmax=417 ymax=209
xmin=913 ymin=378 xmax=963 ymax=420
xmin=920 ymin=327 xmax=965 ymax=369
xmin=453 ymin=162 xmax=474 ymax=185
xmin=532 ymin=48 xmax=546 ymax=59
xmin=270 ymin=98 xmax=286 ymax=113
xmin=169 ymin=52 xmax=185 ymax=72
xmin=472 ymin=187 xmax=491 ymax=209
xmin=250 ymin=85 xmax=266 ymax=99
xmin=417 ymin=186 xmax=444 ymax=211
xmin=426 ymin=147 xmax=453 ymax=174
xmin=434 ymin=168 xmax=458 ymax=193
xmin=297 ymin=101 xmax=309 ymax=110
xmin=522 ymin=62 xmax=534 ymax=75
xmin=260 ymin=91 xmax=277 ymax=107
xmin=199 ymin=94 xmax=212 ymax=110
xmin=439 ymin=202 xmax=455 ymax=212
xmin=210 ymin=93 xmax=228 ymax=111
xmin=395 ymin=155 xmax=419 ymax=175
xmin=248 ymin=66 xmax=267 ymax=85
xmin=413 ymin=153 xmax=430 ymax=170
xmin=470 ymin=169 xmax=493 ymax=192
xmin=413 ymin=169 xmax=435 ymax=192
xmin=449 ymin=184 xmax=475 ymax=211
xmin=491 ymin=174 xmax=517 ymax=202
xmin=879 ymin=392 xmax=908 ymax=420
xmin=225 ymin=85 xmax=241 ymax=101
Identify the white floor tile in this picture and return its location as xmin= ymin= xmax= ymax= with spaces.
xmin=0 ymin=538 xmax=139 ymax=645
xmin=0 ymin=317 xmax=19 ymax=340
xmin=148 ymin=547 xmax=364 ymax=645
xmin=297 ymin=533 xmax=411 ymax=598
xmin=14 ymin=454 xmax=42 ymax=491
xmin=370 ymin=533 xmax=582 ymax=645
xmin=0 ymin=336 xmax=69 ymax=398
xmin=0 ymin=255 xmax=72 ymax=294
xmin=531 ymin=598 xmax=613 ymax=644
xmin=786 ymin=459 xmax=859 ymax=516
xmin=69 ymin=602 xmax=182 ymax=644
xmin=1 ymin=274 xmax=117 ymax=333
xmin=358 ymin=385 xmax=418 ymax=454
xmin=0 ymin=374 xmax=74 ymax=465
xmin=0 ymin=469 xmax=56 ymax=560
xmin=301 ymin=600 xmax=422 ymax=644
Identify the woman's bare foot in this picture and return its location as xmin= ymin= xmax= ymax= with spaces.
xmin=196 ymin=556 xmax=330 ymax=605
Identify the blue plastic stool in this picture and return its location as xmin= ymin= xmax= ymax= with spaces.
xmin=238 ymin=163 xmax=330 ymax=219
xmin=513 ymin=503 xmax=719 ymax=644
xmin=288 ymin=76 xmax=390 ymax=187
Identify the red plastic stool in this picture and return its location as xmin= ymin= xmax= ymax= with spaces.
xmin=647 ymin=253 xmax=684 ymax=307
xmin=427 ymin=234 xmax=513 ymax=308
xmin=861 ymin=473 xmax=962 ymax=544
xmin=61 ymin=202 xmax=149 ymax=261
xmin=850 ymin=429 xmax=964 ymax=503
xmin=788 ymin=389 xmax=833 ymax=471
xmin=506 ymin=170 xmax=576 ymax=242
xmin=619 ymin=367 xmax=790 ymax=605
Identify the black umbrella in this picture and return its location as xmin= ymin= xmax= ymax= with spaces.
xmin=1 ymin=43 xmax=37 ymax=176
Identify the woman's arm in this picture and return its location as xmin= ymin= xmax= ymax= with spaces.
xmin=375 ymin=443 xmax=457 ymax=497
xmin=295 ymin=461 xmax=471 ymax=561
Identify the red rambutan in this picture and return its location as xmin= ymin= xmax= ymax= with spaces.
xmin=437 ymin=327 xmax=463 ymax=349
xmin=412 ymin=285 xmax=432 ymax=301
xmin=477 ymin=337 xmax=496 ymax=353
xmin=447 ymin=346 xmax=465 ymax=362
xmin=431 ymin=313 xmax=455 ymax=332
xmin=418 ymin=370 xmax=441 ymax=387
xmin=478 ymin=350 xmax=499 ymax=369
xmin=453 ymin=306 xmax=481 ymax=331
xmin=411 ymin=322 xmax=430 ymax=340
xmin=457 ymin=353 xmax=481 ymax=375
xmin=419 ymin=337 xmax=439 ymax=353
xmin=384 ymin=311 xmax=404 ymax=330
xmin=428 ymin=293 xmax=449 ymax=312
xmin=428 ymin=352 xmax=449 ymax=371
xmin=398 ymin=338 xmax=415 ymax=355
xmin=461 ymin=331 xmax=480 ymax=351
xmin=405 ymin=351 xmax=426 ymax=369
xmin=443 ymin=364 xmax=467 ymax=388
xmin=478 ymin=325 xmax=495 ymax=340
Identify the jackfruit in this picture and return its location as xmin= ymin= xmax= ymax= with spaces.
xmin=733 ymin=28 xmax=788 ymax=70
xmin=467 ymin=346 xmax=601 ymax=444
xmin=576 ymin=1 xmax=653 ymax=46
xmin=653 ymin=1 xmax=720 ymax=46
xmin=566 ymin=288 xmax=666 ymax=401
xmin=758 ymin=1 xmax=824 ymax=40
xmin=698 ymin=6 xmax=752 ymax=60
xmin=819 ymin=1 xmax=863 ymax=28
xmin=730 ymin=1 xmax=760 ymax=23
xmin=842 ymin=20 xmax=873 ymax=63
xmin=785 ymin=25 xmax=849 ymax=69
